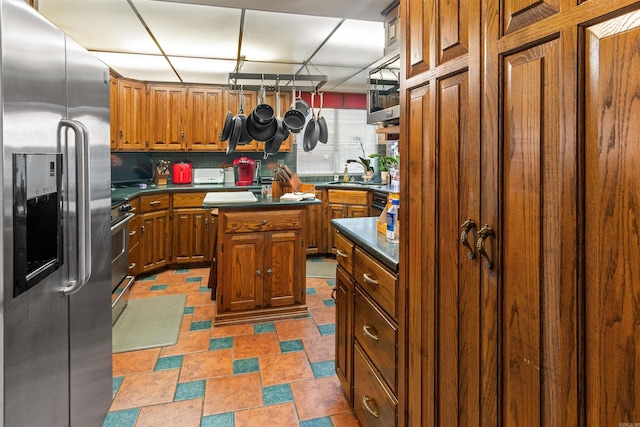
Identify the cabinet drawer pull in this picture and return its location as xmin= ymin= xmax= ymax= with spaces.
xmin=362 ymin=324 xmax=379 ymax=341
xmin=460 ymin=218 xmax=476 ymax=259
xmin=128 ymin=263 xmax=136 ymax=270
xmin=362 ymin=395 xmax=380 ymax=418
xmin=129 ymin=230 xmax=136 ymax=236
xmin=362 ymin=273 xmax=378 ymax=285
xmin=336 ymin=249 xmax=348 ymax=258
xmin=266 ymin=268 xmax=273 ymax=275
xmin=262 ymin=219 xmax=267 ymax=224
xmin=149 ymin=200 xmax=161 ymax=206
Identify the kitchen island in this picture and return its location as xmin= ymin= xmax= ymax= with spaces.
xmin=207 ymin=195 xmax=321 ymax=325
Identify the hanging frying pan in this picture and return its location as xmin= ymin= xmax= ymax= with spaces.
xmin=317 ymin=92 xmax=328 ymax=143
xmin=302 ymin=93 xmax=319 ymax=152
xmin=264 ymin=89 xmax=289 ymax=158
xmin=220 ymin=111 xmax=233 ymax=141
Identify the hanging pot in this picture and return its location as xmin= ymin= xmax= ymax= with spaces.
xmin=317 ymin=92 xmax=328 ymax=143
xmin=264 ymin=89 xmax=289 ymax=158
xmin=246 ymin=111 xmax=278 ymax=141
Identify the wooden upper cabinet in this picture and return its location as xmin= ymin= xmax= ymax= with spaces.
xmin=227 ymin=90 xmax=259 ymax=151
xmin=148 ymin=84 xmax=186 ymax=151
xmin=186 ymin=86 xmax=224 ymax=151
xmin=116 ymin=79 xmax=147 ymax=151
xmin=109 ymin=77 xmax=118 ymax=151
xmin=404 ymin=0 xmax=432 ymax=78
xmin=436 ymin=0 xmax=469 ymax=64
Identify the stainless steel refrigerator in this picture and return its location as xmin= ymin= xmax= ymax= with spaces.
xmin=1 ymin=0 xmax=112 ymax=425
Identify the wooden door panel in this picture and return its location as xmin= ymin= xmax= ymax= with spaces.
xmin=148 ymin=85 xmax=185 ymax=150
xmin=335 ymin=265 xmax=354 ymax=403
xmin=502 ymin=38 xmax=566 ymax=426
xmin=502 ymin=0 xmax=559 ymax=35
xmin=172 ymin=209 xmax=209 ymax=264
xmin=436 ymin=0 xmax=469 ymax=64
xmin=221 ymin=233 xmax=263 ymax=312
xmin=404 ymin=0 xmax=432 ymax=78
xmin=117 ymin=79 xmax=147 ymax=150
xmin=434 ymin=70 xmax=480 ymax=426
xmin=265 ymin=231 xmax=297 ymax=307
xmin=187 ymin=87 xmax=224 ymax=151
xmin=584 ymin=12 xmax=640 ymax=426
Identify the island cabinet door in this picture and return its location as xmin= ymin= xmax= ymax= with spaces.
xmin=263 ymin=230 xmax=303 ymax=308
xmin=218 ymin=232 xmax=264 ymax=313
xmin=172 ymin=208 xmax=210 ymax=265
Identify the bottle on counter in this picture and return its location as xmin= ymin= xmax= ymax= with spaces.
xmin=386 ymin=198 xmax=400 ymax=243
xmin=389 ymin=166 xmax=400 ymax=192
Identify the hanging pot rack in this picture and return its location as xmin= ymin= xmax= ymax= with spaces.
xmin=228 ymin=73 xmax=327 ymax=93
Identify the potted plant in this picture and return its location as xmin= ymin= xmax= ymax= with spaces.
xmin=369 ymin=153 xmax=399 ymax=183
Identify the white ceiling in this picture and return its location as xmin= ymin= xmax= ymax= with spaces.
xmin=37 ymin=0 xmax=393 ymax=92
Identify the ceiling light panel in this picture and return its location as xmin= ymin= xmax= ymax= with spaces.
xmin=241 ymin=10 xmax=341 ymax=64
xmin=94 ymin=52 xmax=180 ymax=82
xmin=318 ymin=66 xmax=368 ymax=92
xmin=311 ymin=19 xmax=384 ymax=68
xmin=133 ymin=0 xmax=241 ymax=59
xmin=169 ymin=57 xmax=237 ymax=84
xmin=38 ymin=0 xmax=161 ymax=55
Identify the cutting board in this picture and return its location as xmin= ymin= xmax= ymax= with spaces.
xmin=203 ymin=191 xmax=257 ymax=206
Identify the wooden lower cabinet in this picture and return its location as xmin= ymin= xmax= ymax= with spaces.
xmin=127 ymin=198 xmax=141 ymax=277
xmin=138 ymin=194 xmax=170 ymax=274
xmin=327 ymin=190 xmax=369 ymax=253
xmin=305 ymin=189 xmax=324 ymax=255
xmin=335 ymin=230 xmax=399 ymax=427
xmin=172 ymin=208 xmax=215 ymax=265
xmin=215 ymin=207 xmax=308 ymax=325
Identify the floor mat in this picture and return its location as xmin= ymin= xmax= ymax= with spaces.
xmin=306 ymin=260 xmax=337 ymax=278
xmin=112 ymin=294 xmax=186 ymax=354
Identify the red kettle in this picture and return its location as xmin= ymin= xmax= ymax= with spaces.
xmin=172 ymin=160 xmax=192 ymax=184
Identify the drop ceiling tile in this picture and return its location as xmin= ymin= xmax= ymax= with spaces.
xmin=133 ymin=0 xmax=241 ymax=59
xmin=169 ymin=57 xmax=237 ymax=84
xmin=311 ymin=19 xmax=384 ymax=68
xmin=38 ymin=0 xmax=161 ymax=55
xmin=242 ymin=10 xmax=342 ymax=63
xmin=316 ymin=66 xmax=368 ymax=92
xmin=94 ymin=52 xmax=180 ymax=82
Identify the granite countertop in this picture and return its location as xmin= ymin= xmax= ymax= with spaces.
xmin=312 ymin=182 xmax=393 ymax=192
xmin=331 ymin=217 xmax=399 ymax=272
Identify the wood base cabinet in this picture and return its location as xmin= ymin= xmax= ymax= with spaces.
xmin=327 ymin=190 xmax=369 ymax=253
xmin=172 ymin=192 xmax=218 ymax=265
xmin=138 ymin=194 xmax=170 ymax=274
xmin=215 ymin=207 xmax=308 ymax=325
xmin=334 ymin=230 xmax=399 ymax=427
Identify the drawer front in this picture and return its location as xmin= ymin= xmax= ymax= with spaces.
xmin=173 ymin=192 xmax=207 ymax=208
xmin=353 ymin=344 xmax=397 ymax=427
xmin=354 ymin=287 xmax=397 ymax=393
xmin=335 ymin=232 xmax=354 ymax=274
xmin=221 ymin=209 xmax=303 ymax=233
xmin=139 ymin=194 xmax=170 ymax=213
xmin=328 ymin=189 xmax=368 ymax=205
xmin=355 ymin=247 xmax=397 ymax=319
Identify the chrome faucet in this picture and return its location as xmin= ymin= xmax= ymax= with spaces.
xmin=346 ymin=159 xmax=373 ymax=183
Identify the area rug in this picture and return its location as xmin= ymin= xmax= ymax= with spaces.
xmin=306 ymin=260 xmax=337 ymax=279
xmin=112 ymin=294 xmax=186 ymax=354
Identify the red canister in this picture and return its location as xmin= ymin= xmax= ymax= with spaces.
xmin=172 ymin=160 xmax=192 ymax=184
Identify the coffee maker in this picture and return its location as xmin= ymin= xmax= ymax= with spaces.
xmin=233 ymin=157 xmax=255 ymax=186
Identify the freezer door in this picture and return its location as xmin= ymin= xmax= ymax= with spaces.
xmin=1 ymin=1 xmax=70 ymax=426
xmin=65 ymin=35 xmax=112 ymax=427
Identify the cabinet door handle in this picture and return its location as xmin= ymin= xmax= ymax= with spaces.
xmin=362 ymin=395 xmax=380 ymax=418
xmin=476 ymin=225 xmax=495 ymax=270
xmin=119 ymin=129 xmax=123 ymax=138
xmin=362 ymin=324 xmax=380 ymax=341
xmin=128 ymin=263 xmax=136 ymax=270
xmin=141 ymin=225 xmax=145 ymax=233
xmin=336 ymin=249 xmax=348 ymax=258
xmin=362 ymin=273 xmax=378 ymax=286
xmin=149 ymin=200 xmax=161 ymax=206
xmin=266 ymin=268 xmax=273 ymax=275
xmin=129 ymin=230 xmax=136 ymax=237
xmin=256 ymin=270 xmax=261 ymax=276
xmin=262 ymin=219 xmax=267 ymax=224
xmin=205 ymin=218 xmax=208 ymax=225
xmin=460 ymin=218 xmax=476 ymax=259
xmin=331 ymin=287 xmax=337 ymax=300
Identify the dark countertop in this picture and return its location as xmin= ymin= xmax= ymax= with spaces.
xmin=331 ymin=217 xmax=399 ymax=272
xmin=312 ymin=182 xmax=393 ymax=192
xmin=204 ymin=195 xmax=321 ymax=209
xmin=111 ymin=183 xmax=262 ymax=206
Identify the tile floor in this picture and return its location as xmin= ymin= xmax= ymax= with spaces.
xmin=104 ymin=258 xmax=360 ymax=427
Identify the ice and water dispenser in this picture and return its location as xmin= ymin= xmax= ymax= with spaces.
xmin=12 ymin=153 xmax=63 ymax=297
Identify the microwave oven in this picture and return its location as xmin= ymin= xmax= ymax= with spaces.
xmin=366 ymin=51 xmax=400 ymax=124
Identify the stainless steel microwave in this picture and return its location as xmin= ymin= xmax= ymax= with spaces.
xmin=366 ymin=52 xmax=400 ymax=124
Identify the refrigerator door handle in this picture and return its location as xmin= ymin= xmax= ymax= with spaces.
xmin=59 ymin=119 xmax=92 ymax=295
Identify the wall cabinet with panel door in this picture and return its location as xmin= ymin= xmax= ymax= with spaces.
xmin=138 ymin=193 xmax=170 ymax=274
xmin=401 ymin=0 xmax=640 ymax=426
xmin=171 ymin=192 xmax=217 ymax=265
xmin=327 ymin=190 xmax=369 ymax=253
xmin=147 ymin=84 xmax=186 ymax=151
xmin=115 ymin=78 xmax=147 ymax=151
xmin=186 ymin=86 xmax=225 ymax=151
xmin=215 ymin=207 xmax=308 ymax=325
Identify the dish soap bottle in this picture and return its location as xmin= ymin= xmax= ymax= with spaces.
xmin=386 ymin=198 xmax=400 ymax=243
